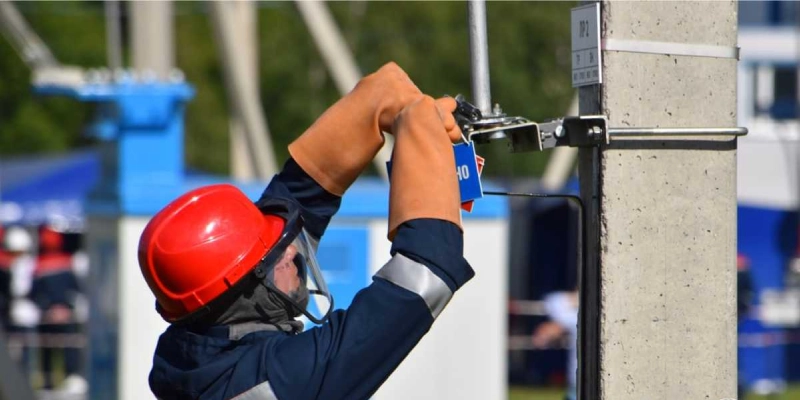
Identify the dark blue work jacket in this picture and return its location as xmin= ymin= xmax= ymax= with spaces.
xmin=150 ymin=159 xmax=474 ymax=400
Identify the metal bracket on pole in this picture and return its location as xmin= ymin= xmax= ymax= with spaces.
xmin=504 ymin=115 xmax=610 ymax=152
xmin=454 ymin=97 xmax=747 ymax=153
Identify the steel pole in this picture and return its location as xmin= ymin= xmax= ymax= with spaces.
xmin=104 ymin=0 xmax=123 ymax=70
xmin=608 ymin=127 xmax=748 ymax=137
xmin=468 ymin=0 xmax=492 ymax=115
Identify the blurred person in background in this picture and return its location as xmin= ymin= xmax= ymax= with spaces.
xmin=738 ymin=254 xmax=754 ymax=322
xmin=531 ymin=290 xmax=578 ymax=400
xmin=31 ymin=225 xmax=87 ymax=395
xmin=139 ymin=63 xmax=471 ymax=400
xmin=737 ymin=253 xmax=754 ymax=400
xmin=0 ymin=225 xmax=38 ymax=381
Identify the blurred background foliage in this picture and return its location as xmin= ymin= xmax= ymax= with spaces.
xmin=0 ymin=1 xmax=575 ymax=179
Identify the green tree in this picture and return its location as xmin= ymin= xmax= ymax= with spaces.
xmin=1 ymin=1 xmax=576 ymax=179
xmin=0 ymin=1 xmax=105 ymax=155
xmin=331 ymin=1 xmax=575 ymax=178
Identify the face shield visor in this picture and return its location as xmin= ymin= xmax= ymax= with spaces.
xmin=255 ymin=199 xmax=333 ymax=324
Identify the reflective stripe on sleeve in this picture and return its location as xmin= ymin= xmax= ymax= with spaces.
xmin=375 ymin=254 xmax=453 ymax=319
xmin=231 ymin=380 xmax=279 ymax=400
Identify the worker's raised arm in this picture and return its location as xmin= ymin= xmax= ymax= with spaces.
xmin=263 ymin=97 xmax=474 ymax=400
xmin=140 ymin=66 xmax=469 ymax=400
xmin=260 ymin=62 xmax=425 ymax=239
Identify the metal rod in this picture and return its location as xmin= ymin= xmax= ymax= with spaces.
xmin=608 ymin=127 xmax=748 ymax=137
xmin=129 ymin=0 xmax=174 ymax=79
xmin=468 ymin=0 xmax=492 ymax=115
xmin=0 ymin=1 xmax=59 ymax=69
xmin=210 ymin=1 xmax=278 ymax=179
xmin=104 ymin=0 xmax=123 ymax=70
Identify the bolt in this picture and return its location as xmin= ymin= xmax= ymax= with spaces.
xmin=492 ymin=103 xmax=503 ymax=116
xmin=554 ymin=125 xmax=565 ymax=138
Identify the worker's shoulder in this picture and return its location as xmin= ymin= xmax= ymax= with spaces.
xmin=152 ymin=328 xmax=288 ymax=399
xmin=154 ymin=326 xmax=285 ymax=375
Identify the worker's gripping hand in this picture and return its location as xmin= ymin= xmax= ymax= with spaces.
xmin=431 ymin=96 xmax=463 ymax=143
xmin=366 ymin=62 xmax=425 ymax=133
xmin=289 ymin=62 xmax=427 ymax=196
xmin=388 ymin=96 xmax=462 ymax=240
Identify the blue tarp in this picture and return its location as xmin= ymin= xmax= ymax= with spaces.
xmin=0 ymin=149 xmax=100 ymax=230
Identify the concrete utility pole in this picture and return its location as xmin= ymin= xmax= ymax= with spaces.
xmin=578 ymin=2 xmax=738 ymax=399
xmin=225 ymin=1 xmax=258 ymax=180
xmin=209 ymin=0 xmax=278 ymax=180
xmin=129 ymin=1 xmax=174 ymax=79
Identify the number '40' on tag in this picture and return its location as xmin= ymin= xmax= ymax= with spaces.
xmin=453 ymin=142 xmax=483 ymax=203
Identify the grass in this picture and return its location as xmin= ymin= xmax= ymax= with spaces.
xmin=508 ymin=385 xmax=800 ymax=400
xmin=746 ymin=385 xmax=800 ymax=400
xmin=509 ymin=387 xmax=566 ymax=400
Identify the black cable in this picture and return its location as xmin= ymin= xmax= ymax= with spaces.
xmin=483 ymin=190 xmax=585 ymax=295
xmin=484 ymin=189 xmax=592 ymax=400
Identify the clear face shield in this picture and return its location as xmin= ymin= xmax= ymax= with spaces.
xmin=255 ymin=199 xmax=333 ymax=324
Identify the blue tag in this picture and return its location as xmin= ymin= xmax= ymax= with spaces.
xmin=385 ymin=142 xmax=483 ymax=203
xmin=453 ymin=142 xmax=483 ymax=202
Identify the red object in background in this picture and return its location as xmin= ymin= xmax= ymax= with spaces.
xmin=0 ymin=226 xmax=9 ymax=270
xmin=39 ymin=226 xmax=64 ymax=253
xmin=737 ymin=253 xmax=750 ymax=271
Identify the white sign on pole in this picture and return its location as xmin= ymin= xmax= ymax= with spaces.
xmin=571 ymin=3 xmax=602 ymax=87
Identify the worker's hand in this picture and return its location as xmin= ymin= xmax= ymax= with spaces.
xmin=388 ymin=96 xmax=461 ymax=239
xmin=432 ymin=96 xmax=464 ymax=143
xmin=289 ymin=62 xmax=427 ymax=196
xmin=531 ymin=321 xmax=567 ymax=349
xmin=365 ymin=62 xmax=425 ymax=133
xmin=350 ymin=63 xmax=459 ymax=138
xmin=43 ymin=304 xmax=72 ymax=325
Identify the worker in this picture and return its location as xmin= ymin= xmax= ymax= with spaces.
xmin=1 ymin=225 xmax=38 ymax=380
xmin=31 ymin=225 xmax=87 ymax=393
xmin=531 ymin=290 xmax=578 ymax=400
xmin=140 ymin=63 xmax=474 ymax=399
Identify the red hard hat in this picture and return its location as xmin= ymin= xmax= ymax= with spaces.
xmin=138 ymin=184 xmax=285 ymax=322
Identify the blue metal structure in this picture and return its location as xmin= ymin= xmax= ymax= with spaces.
xmin=34 ymin=78 xmax=196 ymax=216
